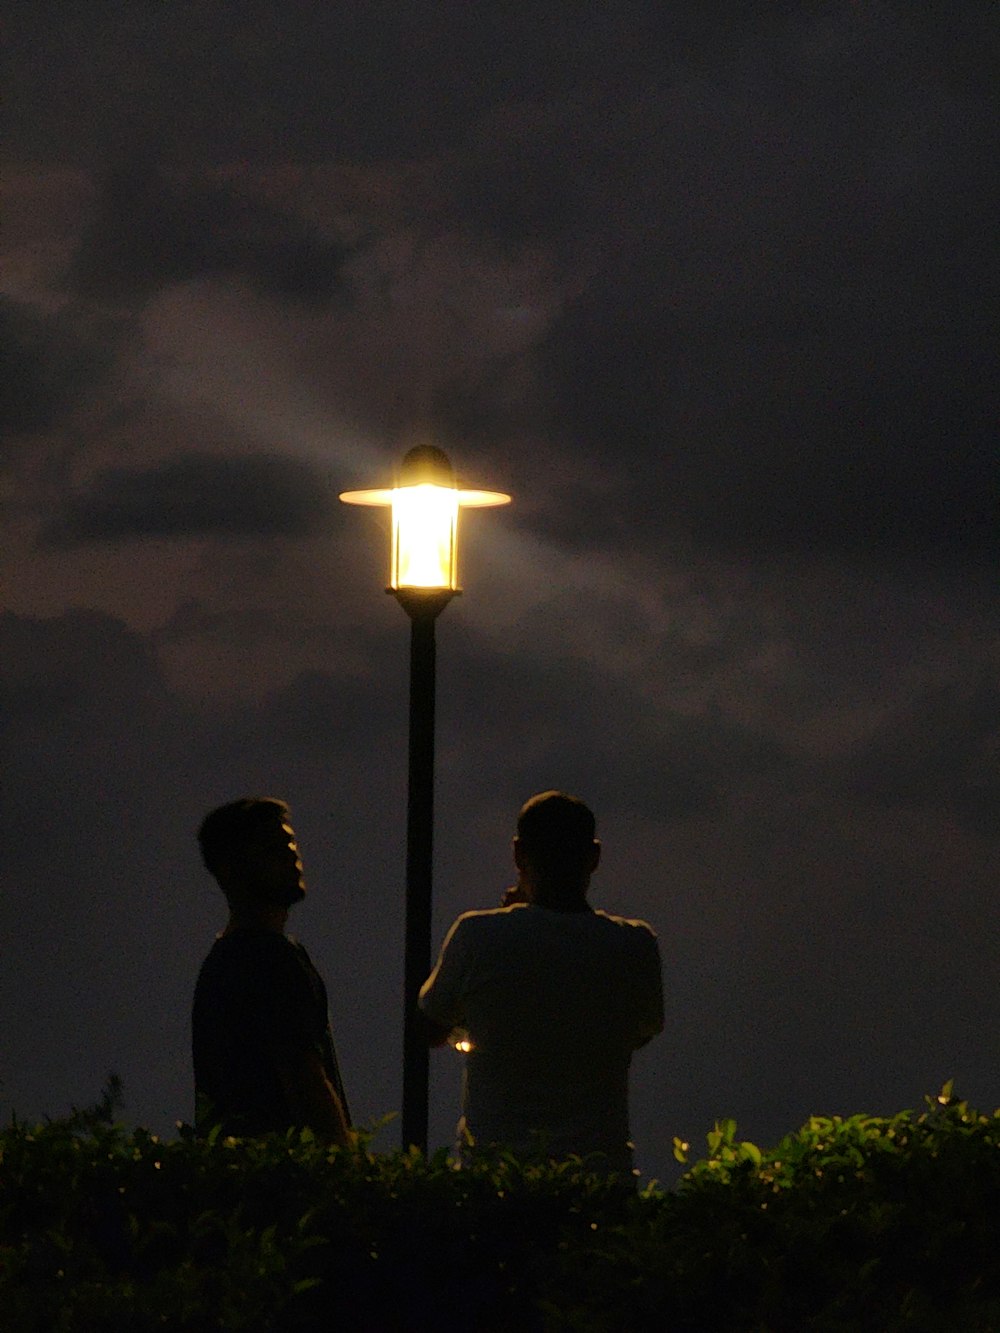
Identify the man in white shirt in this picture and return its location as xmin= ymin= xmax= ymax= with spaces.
xmin=419 ymin=791 xmax=663 ymax=1176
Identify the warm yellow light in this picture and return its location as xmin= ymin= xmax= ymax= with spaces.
xmin=340 ymin=445 xmax=510 ymax=596
xmin=392 ymin=484 xmax=459 ymax=590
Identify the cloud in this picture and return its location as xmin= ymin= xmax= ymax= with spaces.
xmin=0 ymin=297 xmax=119 ymax=439
xmin=459 ymin=12 xmax=998 ymax=568
xmin=42 ymin=452 xmax=336 ymax=544
xmin=67 ymin=161 xmax=357 ymax=308
xmin=832 ymin=677 xmax=1000 ymax=838
xmin=0 ymin=609 xmax=172 ymax=879
xmin=6 ymin=4 xmax=712 ymax=168
xmin=541 ymin=242 xmax=995 ymax=569
xmin=435 ymin=614 xmax=794 ymax=830
xmin=0 ymin=608 xmax=409 ymax=1133
xmin=446 ymin=101 xmax=604 ymax=259
xmin=544 ymin=254 xmax=993 ymax=547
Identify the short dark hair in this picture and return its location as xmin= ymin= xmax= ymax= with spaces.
xmin=516 ymin=790 xmax=596 ymax=873
xmin=197 ymin=797 xmax=291 ymax=878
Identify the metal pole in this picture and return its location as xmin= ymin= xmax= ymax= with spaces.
xmin=395 ymin=589 xmax=454 ymax=1153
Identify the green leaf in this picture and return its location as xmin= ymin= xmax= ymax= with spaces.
xmin=738 ymin=1141 xmax=762 ymax=1167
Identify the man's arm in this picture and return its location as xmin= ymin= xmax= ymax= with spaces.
xmin=277 ymin=1049 xmax=352 ymax=1147
xmin=415 ymin=1009 xmax=453 ymax=1047
xmin=631 ymin=927 xmax=665 ymax=1049
xmin=418 ymin=914 xmax=472 ymax=1043
xmin=254 ymin=938 xmax=353 ymax=1145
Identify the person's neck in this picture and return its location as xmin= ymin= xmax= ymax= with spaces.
xmin=529 ymin=885 xmax=591 ymax=913
xmin=222 ymin=904 xmax=289 ymax=935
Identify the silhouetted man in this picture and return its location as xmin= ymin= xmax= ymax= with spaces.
xmin=419 ymin=791 xmax=663 ymax=1176
xmin=192 ymin=797 xmax=351 ymax=1145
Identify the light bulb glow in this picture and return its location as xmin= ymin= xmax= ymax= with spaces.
xmin=340 ymin=460 xmax=509 ymax=596
xmin=391 ymin=484 xmax=459 ymax=590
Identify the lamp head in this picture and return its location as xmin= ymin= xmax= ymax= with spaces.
xmin=339 ymin=446 xmax=510 ymax=601
xmin=391 ymin=445 xmax=459 ymax=592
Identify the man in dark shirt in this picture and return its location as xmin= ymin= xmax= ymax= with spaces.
xmin=192 ymin=797 xmax=351 ymax=1145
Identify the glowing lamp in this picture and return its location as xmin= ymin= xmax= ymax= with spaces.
xmin=340 ymin=442 xmax=509 ymax=1152
xmin=340 ymin=445 xmax=510 ymax=593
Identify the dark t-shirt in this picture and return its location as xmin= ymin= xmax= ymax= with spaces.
xmin=192 ymin=929 xmax=348 ymax=1136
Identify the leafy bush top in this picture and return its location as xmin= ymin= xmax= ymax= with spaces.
xmin=2 ymin=1083 xmax=999 ymax=1330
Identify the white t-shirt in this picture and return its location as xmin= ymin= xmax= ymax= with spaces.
xmin=419 ymin=903 xmax=663 ymax=1171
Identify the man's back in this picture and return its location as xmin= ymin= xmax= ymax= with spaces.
xmin=420 ymin=902 xmax=663 ymax=1170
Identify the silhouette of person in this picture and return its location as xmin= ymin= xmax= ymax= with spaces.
xmin=420 ymin=791 xmax=663 ymax=1176
xmin=192 ymin=797 xmax=351 ymax=1145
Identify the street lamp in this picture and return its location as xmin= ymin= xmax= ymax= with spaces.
xmin=341 ymin=444 xmax=510 ymax=1151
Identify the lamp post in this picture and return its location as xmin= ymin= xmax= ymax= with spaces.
xmin=341 ymin=444 xmax=510 ymax=1152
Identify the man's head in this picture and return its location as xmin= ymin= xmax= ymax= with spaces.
xmin=513 ymin=790 xmax=600 ymax=906
xmin=198 ymin=797 xmax=305 ymax=910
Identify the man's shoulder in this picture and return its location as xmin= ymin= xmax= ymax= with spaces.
xmin=440 ymin=904 xmax=532 ymax=950
xmin=450 ymin=906 xmax=657 ymax=937
xmin=448 ymin=905 xmax=525 ymax=934
xmin=592 ymin=910 xmax=659 ymax=943
xmin=207 ymin=928 xmax=301 ymax=955
xmin=200 ymin=929 xmax=306 ymax=980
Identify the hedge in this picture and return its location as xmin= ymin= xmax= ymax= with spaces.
xmin=2 ymin=1082 xmax=998 ymax=1330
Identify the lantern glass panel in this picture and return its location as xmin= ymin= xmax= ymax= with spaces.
xmin=391 ymin=484 xmax=459 ymax=589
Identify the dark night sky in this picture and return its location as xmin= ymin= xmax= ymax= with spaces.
xmin=2 ymin=2 xmax=998 ymax=1182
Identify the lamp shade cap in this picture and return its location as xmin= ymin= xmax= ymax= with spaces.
xmin=398 ymin=445 xmax=455 ymax=487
